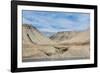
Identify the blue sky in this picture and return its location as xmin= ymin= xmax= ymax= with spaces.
xmin=22 ymin=10 xmax=90 ymax=33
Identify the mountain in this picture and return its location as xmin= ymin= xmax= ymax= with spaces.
xmin=22 ymin=24 xmax=56 ymax=45
xmin=50 ymin=31 xmax=80 ymax=42
xmin=50 ymin=30 xmax=90 ymax=44
xmin=22 ymin=24 xmax=58 ymax=61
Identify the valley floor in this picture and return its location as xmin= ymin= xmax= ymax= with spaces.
xmin=22 ymin=44 xmax=90 ymax=62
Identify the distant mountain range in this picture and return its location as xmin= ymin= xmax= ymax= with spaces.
xmin=41 ymin=31 xmax=55 ymax=37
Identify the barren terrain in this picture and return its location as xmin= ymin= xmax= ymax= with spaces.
xmin=22 ymin=24 xmax=90 ymax=62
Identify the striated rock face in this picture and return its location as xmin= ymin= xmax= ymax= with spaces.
xmin=22 ymin=24 xmax=90 ymax=62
